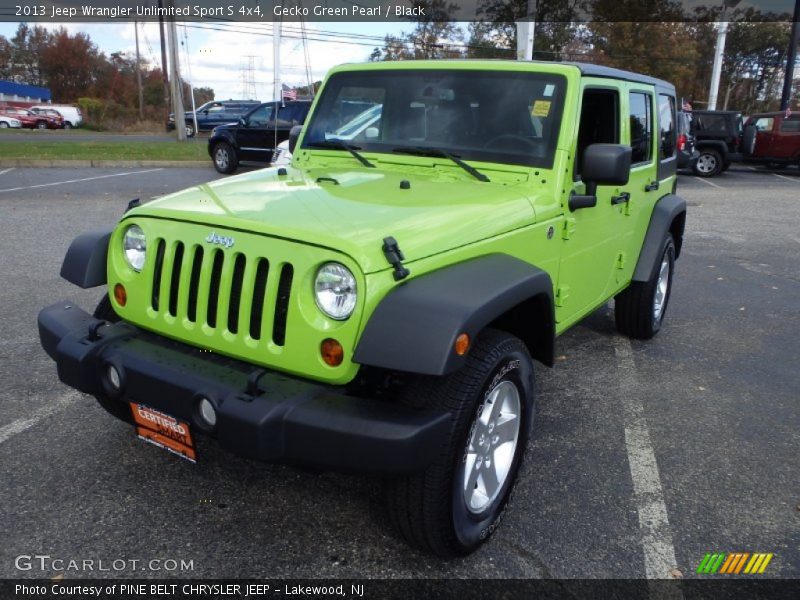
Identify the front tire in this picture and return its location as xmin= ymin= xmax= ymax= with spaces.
xmin=615 ymin=234 xmax=676 ymax=339
xmin=63 ymin=122 xmax=72 ymax=130
xmin=36 ymin=120 xmax=48 ymax=130
xmin=185 ymin=123 xmax=195 ymax=138
xmin=212 ymin=141 xmax=238 ymax=174
xmin=386 ymin=329 xmax=535 ymax=557
xmin=693 ymin=148 xmax=723 ymax=177
xmin=0 ymin=122 xmax=8 ymax=129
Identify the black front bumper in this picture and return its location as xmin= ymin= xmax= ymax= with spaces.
xmin=38 ymin=301 xmax=450 ymax=474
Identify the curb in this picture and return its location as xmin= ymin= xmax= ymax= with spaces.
xmin=0 ymin=159 xmax=210 ymax=168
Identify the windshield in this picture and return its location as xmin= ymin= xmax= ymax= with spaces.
xmin=302 ymin=69 xmax=566 ymax=168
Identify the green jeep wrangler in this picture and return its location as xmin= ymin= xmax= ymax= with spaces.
xmin=38 ymin=60 xmax=685 ymax=557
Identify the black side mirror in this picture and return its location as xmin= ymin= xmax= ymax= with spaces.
xmin=288 ymin=125 xmax=303 ymax=154
xmin=239 ymin=116 xmax=246 ymax=126
xmin=570 ymin=144 xmax=632 ymax=211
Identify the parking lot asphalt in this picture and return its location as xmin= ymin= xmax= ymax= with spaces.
xmin=0 ymin=165 xmax=797 ymax=579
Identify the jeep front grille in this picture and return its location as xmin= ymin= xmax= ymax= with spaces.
xmin=150 ymin=238 xmax=294 ymax=346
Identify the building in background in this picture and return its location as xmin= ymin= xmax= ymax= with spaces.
xmin=0 ymin=81 xmax=51 ymax=106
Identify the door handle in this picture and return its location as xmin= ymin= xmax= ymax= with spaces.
xmin=645 ymin=181 xmax=660 ymax=192
xmin=611 ymin=192 xmax=630 ymax=205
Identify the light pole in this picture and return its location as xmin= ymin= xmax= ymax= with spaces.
xmin=780 ymin=0 xmax=800 ymax=111
xmin=707 ymin=0 xmax=741 ymax=111
xmin=516 ymin=0 xmax=536 ymax=61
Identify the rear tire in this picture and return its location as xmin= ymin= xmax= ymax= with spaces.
xmin=212 ymin=141 xmax=238 ymax=174
xmin=64 ymin=122 xmax=72 ymax=130
xmin=385 ymin=329 xmax=535 ymax=557
xmin=693 ymin=149 xmax=723 ymax=177
xmin=36 ymin=120 xmax=47 ymax=130
xmin=615 ymin=234 xmax=675 ymax=339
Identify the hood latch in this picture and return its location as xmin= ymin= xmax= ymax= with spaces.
xmin=382 ymin=236 xmax=410 ymax=281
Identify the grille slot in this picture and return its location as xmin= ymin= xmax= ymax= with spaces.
xmin=206 ymin=249 xmax=224 ymax=328
xmin=187 ymin=246 xmax=203 ymax=322
xmin=168 ymin=242 xmax=184 ymax=317
xmin=272 ymin=264 xmax=293 ymax=346
xmin=227 ymin=254 xmax=246 ymax=334
xmin=249 ymin=259 xmax=270 ymax=340
xmin=151 ymin=239 xmax=166 ymax=311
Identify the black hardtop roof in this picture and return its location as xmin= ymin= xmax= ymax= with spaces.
xmin=564 ymin=62 xmax=675 ymax=93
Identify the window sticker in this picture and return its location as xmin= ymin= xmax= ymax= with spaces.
xmin=532 ymin=100 xmax=552 ymax=117
xmin=543 ymin=84 xmax=555 ymax=97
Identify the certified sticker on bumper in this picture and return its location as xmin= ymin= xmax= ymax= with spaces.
xmin=130 ymin=402 xmax=196 ymax=463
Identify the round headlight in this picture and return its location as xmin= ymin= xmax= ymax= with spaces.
xmin=122 ymin=225 xmax=146 ymax=272
xmin=314 ymin=263 xmax=357 ymax=320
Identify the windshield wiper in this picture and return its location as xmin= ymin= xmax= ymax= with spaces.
xmin=305 ymin=139 xmax=375 ymax=168
xmin=392 ymin=146 xmax=490 ymax=182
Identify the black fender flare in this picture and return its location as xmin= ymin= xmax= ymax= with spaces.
xmin=59 ymin=229 xmax=112 ymax=288
xmin=353 ymin=254 xmax=555 ymax=376
xmin=695 ymin=140 xmax=729 ymax=156
xmin=633 ymin=195 xmax=686 ymax=282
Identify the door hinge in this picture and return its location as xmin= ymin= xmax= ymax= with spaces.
xmin=561 ymin=218 xmax=576 ymax=240
xmin=555 ymin=285 xmax=570 ymax=307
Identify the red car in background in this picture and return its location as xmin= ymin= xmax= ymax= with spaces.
xmin=0 ymin=107 xmax=63 ymax=129
xmin=743 ymin=111 xmax=800 ymax=169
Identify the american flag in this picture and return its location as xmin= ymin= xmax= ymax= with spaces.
xmin=282 ymin=88 xmax=297 ymax=101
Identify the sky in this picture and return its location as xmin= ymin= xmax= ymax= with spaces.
xmin=0 ymin=21 xmax=411 ymax=100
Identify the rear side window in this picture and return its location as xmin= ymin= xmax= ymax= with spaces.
xmin=754 ymin=117 xmax=774 ymax=131
xmin=779 ymin=118 xmax=800 ymax=133
xmin=658 ymin=94 xmax=676 ymax=159
xmin=629 ymin=92 xmax=653 ymax=164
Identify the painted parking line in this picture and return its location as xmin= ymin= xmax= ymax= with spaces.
xmin=0 ymin=168 xmax=163 ymax=194
xmin=773 ymin=173 xmax=800 ymax=184
xmin=614 ymin=337 xmax=681 ymax=582
xmin=693 ymin=177 xmax=724 ymax=189
xmin=0 ymin=167 xmax=15 ymax=176
xmin=0 ymin=392 xmax=78 ymax=445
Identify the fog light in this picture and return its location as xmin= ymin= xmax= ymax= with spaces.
xmin=114 ymin=283 xmax=127 ymax=307
xmin=321 ymin=338 xmax=344 ymax=367
xmin=106 ymin=364 xmax=121 ymax=392
xmin=197 ymin=397 xmax=217 ymax=428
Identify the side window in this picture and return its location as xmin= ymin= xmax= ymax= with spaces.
xmin=754 ymin=117 xmax=774 ymax=131
xmin=779 ymin=118 xmax=800 ymax=133
xmin=629 ymin=92 xmax=653 ymax=164
xmin=207 ymin=103 xmax=224 ymax=114
xmin=658 ymin=94 xmax=676 ymax=160
xmin=247 ymin=105 xmax=274 ymax=126
xmin=276 ymin=104 xmax=302 ymax=124
xmin=575 ymin=88 xmax=619 ymax=180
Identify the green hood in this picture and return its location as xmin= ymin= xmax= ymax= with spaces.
xmin=131 ymin=165 xmax=539 ymax=273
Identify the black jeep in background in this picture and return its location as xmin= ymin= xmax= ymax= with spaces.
xmin=690 ymin=110 xmax=743 ymax=177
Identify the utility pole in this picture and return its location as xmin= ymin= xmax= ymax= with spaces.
xmin=134 ymin=21 xmax=144 ymax=121
xmin=166 ymin=5 xmax=186 ymax=140
xmin=516 ymin=0 xmax=536 ymax=61
xmin=780 ymin=0 xmax=800 ymax=111
xmin=157 ymin=0 xmax=170 ymax=118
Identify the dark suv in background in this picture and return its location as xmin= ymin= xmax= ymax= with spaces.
xmin=676 ymin=110 xmax=698 ymax=171
xmin=167 ymin=100 xmax=260 ymax=137
xmin=208 ymin=100 xmax=312 ymax=174
xmin=690 ymin=110 xmax=743 ymax=177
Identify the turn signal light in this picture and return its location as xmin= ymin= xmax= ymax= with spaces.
xmin=321 ymin=338 xmax=344 ymax=367
xmin=455 ymin=333 xmax=470 ymax=356
xmin=113 ymin=283 xmax=127 ymax=307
